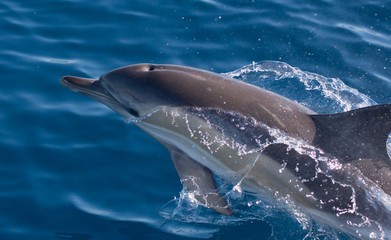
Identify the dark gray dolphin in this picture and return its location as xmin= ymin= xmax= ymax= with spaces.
xmin=61 ymin=64 xmax=391 ymax=238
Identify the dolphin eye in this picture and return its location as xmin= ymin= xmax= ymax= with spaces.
xmin=149 ymin=65 xmax=155 ymax=71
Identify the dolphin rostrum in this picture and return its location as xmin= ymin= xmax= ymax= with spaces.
xmin=61 ymin=64 xmax=391 ymax=238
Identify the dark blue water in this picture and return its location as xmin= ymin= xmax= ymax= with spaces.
xmin=1 ymin=0 xmax=390 ymax=239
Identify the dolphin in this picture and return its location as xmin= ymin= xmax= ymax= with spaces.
xmin=61 ymin=64 xmax=391 ymax=238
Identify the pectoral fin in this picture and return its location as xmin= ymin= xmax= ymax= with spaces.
xmin=169 ymin=148 xmax=233 ymax=215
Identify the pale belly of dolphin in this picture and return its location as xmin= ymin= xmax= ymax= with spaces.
xmin=136 ymin=108 xmax=316 ymax=210
xmin=135 ymin=107 xmax=391 ymax=238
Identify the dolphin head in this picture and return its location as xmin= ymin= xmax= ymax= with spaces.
xmin=60 ymin=64 xmax=203 ymax=120
xmin=61 ymin=63 xmax=318 ymax=141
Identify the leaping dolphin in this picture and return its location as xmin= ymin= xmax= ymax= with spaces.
xmin=61 ymin=64 xmax=391 ymax=238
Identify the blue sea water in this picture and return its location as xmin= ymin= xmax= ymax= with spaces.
xmin=1 ymin=0 xmax=391 ymax=239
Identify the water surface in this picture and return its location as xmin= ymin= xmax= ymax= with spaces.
xmin=0 ymin=0 xmax=390 ymax=239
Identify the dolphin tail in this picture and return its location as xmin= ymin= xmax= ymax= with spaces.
xmin=168 ymin=146 xmax=233 ymax=215
xmin=310 ymin=104 xmax=391 ymax=162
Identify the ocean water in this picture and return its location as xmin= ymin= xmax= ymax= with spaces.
xmin=1 ymin=0 xmax=390 ymax=240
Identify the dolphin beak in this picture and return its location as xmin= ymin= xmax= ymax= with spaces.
xmin=60 ymin=76 xmax=97 ymax=88
xmin=60 ymin=75 xmax=140 ymax=118
xmin=60 ymin=75 xmax=112 ymax=101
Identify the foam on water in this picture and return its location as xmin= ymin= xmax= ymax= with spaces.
xmin=225 ymin=61 xmax=377 ymax=112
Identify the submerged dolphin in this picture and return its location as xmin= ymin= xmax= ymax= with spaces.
xmin=61 ymin=64 xmax=391 ymax=238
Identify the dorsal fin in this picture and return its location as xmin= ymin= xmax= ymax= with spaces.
xmin=310 ymin=104 xmax=391 ymax=163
